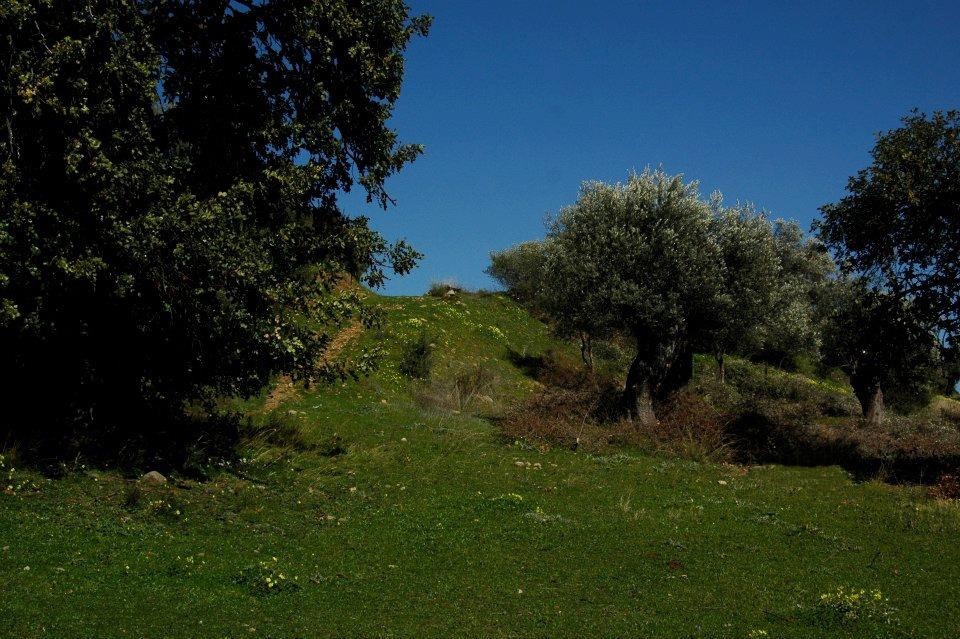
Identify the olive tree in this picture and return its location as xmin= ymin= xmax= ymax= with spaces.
xmin=488 ymin=239 xmax=606 ymax=368
xmin=751 ymin=220 xmax=834 ymax=367
xmin=487 ymin=241 xmax=549 ymax=308
xmin=702 ymin=200 xmax=781 ymax=381
xmin=543 ymin=169 xmax=722 ymax=422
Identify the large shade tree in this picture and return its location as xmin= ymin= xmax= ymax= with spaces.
xmin=817 ymin=110 xmax=960 ymax=345
xmin=817 ymin=110 xmax=960 ymax=414
xmin=0 ymin=0 xmax=429 ymax=460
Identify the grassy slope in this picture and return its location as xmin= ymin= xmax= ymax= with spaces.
xmin=2 ymin=293 xmax=960 ymax=638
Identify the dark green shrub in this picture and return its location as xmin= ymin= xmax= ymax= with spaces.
xmin=399 ymin=331 xmax=434 ymax=379
xmin=123 ymin=484 xmax=144 ymax=510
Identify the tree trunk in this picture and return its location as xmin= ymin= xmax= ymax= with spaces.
xmin=656 ymin=345 xmax=692 ymax=401
xmin=624 ymin=335 xmax=687 ymax=422
xmin=579 ymin=331 xmax=593 ymax=371
xmin=852 ymin=375 xmax=885 ymax=426
xmin=864 ymin=385 xmax=884 ymax=425
xmin=623 ymin=350 xmax=657 ymax=426
xmin=715 ymin=351 xmax=725 ymax=384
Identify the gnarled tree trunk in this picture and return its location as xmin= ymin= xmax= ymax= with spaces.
xmin=864 ymin=385 xmax=884 ymax=425
xmin=623 ymin=351 xmax=657 ymax=427
xmin=657 ymin=344 xmax=693 ymax=401
xmin=624 ymin=335 xmax=687 ymax=424
xmin=852 ymin=376 xmax=885 ymax=425
xmin=579 ymin=331 xmax=593 ymax=371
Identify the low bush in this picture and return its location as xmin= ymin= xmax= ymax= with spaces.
xmin=413 ymin=363 xmax=499 ymax=414
xmin=931 ymin=473 xmax=960 ymax=500
xmin=399 ymin=331 xmax=434 ymax=379
xmin=500 ymin=385 xmax=629 ymax=452
xmin=503 ymin=348 xmax=960 ymax=482
xmin=724 ymin=398 xmax=960 ymax=482
xmin=6 ymin=408 xmax=242 ymax=478
xmin=502 ymin=354 xmax=727 ymax=459
xmin=122 ymin=484 xmax=143 ymax=510
xmin=648 ymin=392 xmax=732 ymax=463
xmin=720 ymin=359 xmax=860 ymax=417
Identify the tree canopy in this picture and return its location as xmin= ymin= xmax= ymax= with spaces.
xmin=0 ymin=0 xmax=429 ymax=461
xmin=750 ymin=220 xmax=834 ymax=368
xmin=817 ymin=110 xmax=960 ymax=340
xmin=487 ymin=241 xmax=548 ymax=309
xmin=701 ymin=199 xmax=781 ymax=380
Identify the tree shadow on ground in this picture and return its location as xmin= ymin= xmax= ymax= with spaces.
xmin=727 ymin=410 xmax=960 ymax=485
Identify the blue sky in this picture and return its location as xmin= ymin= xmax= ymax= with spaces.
xmin=347 ymin=0 xmax=960 ymax=295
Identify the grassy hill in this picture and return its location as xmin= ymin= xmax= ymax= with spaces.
xmin=2 ymin=293 xmax=960 ymax=638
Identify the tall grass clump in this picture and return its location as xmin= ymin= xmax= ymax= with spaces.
xmin=413 ymin=363 xmax=498 ymax=414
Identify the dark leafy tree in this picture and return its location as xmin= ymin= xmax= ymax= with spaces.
xmin=817 ymin=110 xmax=960 ymax=341
xmin=939 ymin=340 xmax=960 ymax=396
xmin=822 ymin=281 xmax=941 ymax=424
xmin=0 ymin=0 xmax=429 ymax=463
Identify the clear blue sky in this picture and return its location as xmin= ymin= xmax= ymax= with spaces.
xmin=347 ymin=0 xmax=960 ymax=295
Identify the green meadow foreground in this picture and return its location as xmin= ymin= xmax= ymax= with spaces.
xmin=2 ymin=294 xmax=959 ymax=638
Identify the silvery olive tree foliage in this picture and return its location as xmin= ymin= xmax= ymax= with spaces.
xmin=0 ymin=0 xmax=429 ymax=459
xmin=490 ymin=170 xmax=828 ymax=421
xmin=488 ymin=238 xmax=607 ymax=368
xmin=751 ymin=220 xmax=835 ymax=366
xmin=702 ymin=198 xmax=781 ymax=381
xmin=487 ymin=241 xmax=549 ymax=309
xmin=542 ymin=169 xmax=723 ymax=421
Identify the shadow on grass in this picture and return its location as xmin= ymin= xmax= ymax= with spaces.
xmin=727 ymin=410 xmax=960 ymax=485
xmin=505 ymin=347 xmax=549 ymax=379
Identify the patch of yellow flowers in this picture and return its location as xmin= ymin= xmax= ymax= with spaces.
xmin=815 ymin=586 xmax=895 ymax=623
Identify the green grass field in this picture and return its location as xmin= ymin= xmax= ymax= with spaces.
xmin=2 ymin=294 xmax=959 ymax=638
